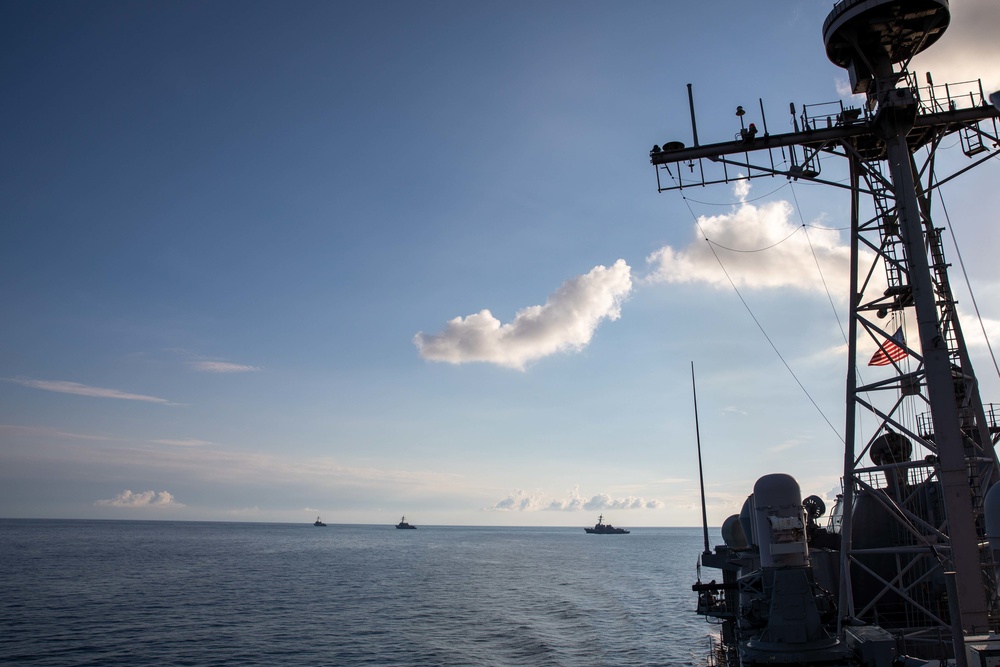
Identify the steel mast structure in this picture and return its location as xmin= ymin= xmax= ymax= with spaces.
xmin=652 ymin=0 xmax=1000 ymax=656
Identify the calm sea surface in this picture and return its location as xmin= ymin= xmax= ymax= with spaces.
xmin=1 ymin=520 xmax=721 ymax=666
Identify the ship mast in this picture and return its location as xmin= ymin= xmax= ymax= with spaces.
xmin=650 ymin=0 xmax=1000 ymax=648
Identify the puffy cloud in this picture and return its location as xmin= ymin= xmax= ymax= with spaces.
xmin=490 ymin=488 xmax=663 ymax=512
xmin=95 ymin=489 xmax=182 ymax=508
xmin=6 ymin=378 xmax=172 ymax=404
xmin=835 ymin=77 xmax=859 ymax=99
xmin=492 ymin=490 xmax=546 ymax=511
xmin=415 ymin=260 xmax=633 ymax=370
xmin=187 ymin=361 xmax=260 ymax=373
xmin=580 ymin=493 xmax=664 ymax=511
xmin=645 ymin=181 xmax=849 ymax=293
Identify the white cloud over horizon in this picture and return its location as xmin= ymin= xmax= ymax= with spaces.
xmin=5 ymin=378 xmax=173 ymax=404
xmin=414 ymin=260 xmax=633 ymax=370
xmin=95 ymin=489 xmax=182 ymax=508
xmin=490 ymin=488 xmax=664 ymax=512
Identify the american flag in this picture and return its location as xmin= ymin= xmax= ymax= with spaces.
xmin=868 ymin=327 xmax=908 ymax=366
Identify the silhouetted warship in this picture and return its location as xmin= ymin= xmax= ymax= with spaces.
xmin=648 ymin=0 xmax=1000 ymax=664
xmin=584 ymin=514 xmax=629 ymax=535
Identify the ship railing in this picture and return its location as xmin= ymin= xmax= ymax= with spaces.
xmin=799 ymin=99 xmax=868 ymax=132
xmin=906 ymin=74 xmax=991 ymax=116
xmin=703 ymin=631 xmax=734 ymax=667
xmin=985 ymin=404 xmax=1000 ymax=436
xmin=917 ymin=404 xmax=1000 ymax=441
xmin=854 ymin=461 xmax=937 ymax=492
xmin=798 ymin=77 xmax=989 ymax=133
xmin=906 ymin=75 xmax=999 ymax=157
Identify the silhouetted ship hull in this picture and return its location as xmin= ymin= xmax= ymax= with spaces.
xmin=584 ymin=514 xmax=628 ymax=534
xmin=395 ymin=516 xmax=416 ymax=529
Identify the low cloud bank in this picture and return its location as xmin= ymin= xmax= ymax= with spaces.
xmin=95 ymin=489 xmax=182 ymax=508
xmin=491 ymin=488 xmax=664 ymax=512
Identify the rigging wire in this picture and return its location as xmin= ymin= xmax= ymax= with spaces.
xmin=707 ymin=226 xmax=801 ymax=253
xmin=704 ymin=222 xmax=845 ymax=257
xmin=791 ymin=180 xmax=885 ymax=453
xmin=790 ymin=184 xmax=849 ymax=347
xmin=807 ymin=223 xmax=852 ymax=231
xmin=677 ymin=188 xmax=846 ymax=443
xmin=936 ymin=185 xmax=1000 ymax=382
xmin=682 ymin=182 xmax=790 ymax=206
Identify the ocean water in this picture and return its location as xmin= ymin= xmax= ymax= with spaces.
xmin=0 ymin=520 xmax=720 ymax=666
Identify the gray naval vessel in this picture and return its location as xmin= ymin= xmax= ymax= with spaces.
xmin=648 ymin=1 xmax=1000 ymax=665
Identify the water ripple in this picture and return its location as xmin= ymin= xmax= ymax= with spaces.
xmin=1 ymin=521 xmax=719 ymax=666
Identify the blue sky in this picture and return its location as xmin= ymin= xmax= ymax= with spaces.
xmin=3 ymin=0 xmax=999 ymax=526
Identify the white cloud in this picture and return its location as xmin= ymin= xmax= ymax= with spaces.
xmin=490 ymin=487 xmax=663 ymax=512
xmin=415 ymin=260 xmax=633 ymax=370
xmin=187 ymin=361 xmax=261 ymax=373
xmin=957 ymin=308 xmax=1000 ymax=352
xmin=6 ymin=378 xmax=172 ymax=404
xmin=95 ymin=489 xmax=182 ymax=508
xmin=835 ymin=76 xmax=863 ymax=99
xmin=645 ymin=182 xmax=849 ymax=293
xmin=578 ymin=493 xmax=665 ymax=511
xmin=491 ymin=489 xmax=547 ymax=511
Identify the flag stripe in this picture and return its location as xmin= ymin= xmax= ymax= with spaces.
xmin=868 ymin=327 xmax=908 ymax=366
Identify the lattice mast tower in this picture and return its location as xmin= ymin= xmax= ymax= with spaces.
xmin=649 ymin=0 xmax=1000 ymax=638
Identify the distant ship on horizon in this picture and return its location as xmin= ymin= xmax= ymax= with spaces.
xmin=395 ymin=516 xmax=416 ymax=529
xmin=584 ymin=514 xmax=629 ymax=535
